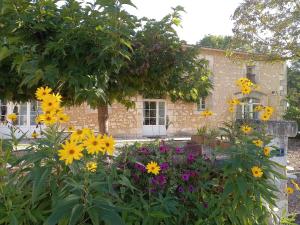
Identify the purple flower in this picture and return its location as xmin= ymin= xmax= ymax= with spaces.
xmin=160 ymin=162 xmax=169 ymax=171
xmin=139 ymin=147 xmax=150 ymax=155
xmin=159 ymin=145 xmax=168 ymax=153
xmin=134 ymin=162 xmax=146 ymax=172
xmin=177 ymin=186 xmax=184 ymax=193
xmin=151 ymin=175 xmax=167 ymax=186
xmin=188 ymin=185 xmax=195 ymax=192
xmin=187 ymin=153 xmax=196 ymax=163
xmin=182 ymin=173 xmax=190 ymax=181
xmin=175 ymin=147 xmax=183 ymax=154
xmin=132 ymin=173 xmax=139 ymax=182
xmin=203 ymin=202 xmax=208 ymax=208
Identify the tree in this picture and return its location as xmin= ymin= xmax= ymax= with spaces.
xmin=197 ymin=35 xmax=233 ymax=50
xmin=232 ymin=0 xmax=300 ymax=60
xmin=0 ymin=0 xmax=212 ymax=134
xmin=284 ymin=61 xmax=300 ymax=128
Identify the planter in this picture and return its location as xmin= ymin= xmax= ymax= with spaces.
xmin=215 ymin=140 xmax=231 ymax=149
xmin=191 ymin=135 xmax=206 ymax=144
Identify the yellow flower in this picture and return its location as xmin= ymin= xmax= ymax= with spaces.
xmin=31 ymin=131 xmax=38 ymax=139
xmin=241 ymin=125 xmax=252 ymax=134
xmin=53 ymin=93 xmax=62 ymax=102
xmin=7 ymin=113 xmax=17 ymax=122
xmin=241 ymin=86 xmax=251 ymax=95
xmin=254 ymin=105 xmax=264 ymax=112
xmin=146 ymin=161 xmax=160 ymax=175
xmin=251 ymin=166 xmax=263 ymax=178
xmin=263 ymin=146 xmax=271 ymax=156
xmin=58 ymin=140 xmax=83 ymax=165
xmin=252 ymin=139 xmax=263 ymax=147
xmin=228 ymin=106 xmax=234 ymax=113
xmin=260 ymin=113 xmax=271 ymax=121
xmin=84 ymin=134 xmax=105 ymax=155
xmin=291 ymin=179 xmax=300 ymax=191
xmin=35 ymin=86 xmax=52 ymax=100
xmin=40 ymin=113 xmax=57 ymax=125
xmin=200 ymin=110 xmax=213 ymax=117
xmin=68 ymin=126 xmax=75 ymax=132
xmin=70 ymin=128 xmax=91 ymax=142
xmin=102 ymin=134 xmax=116 ymax=156
xmin=264 ymin=106 xmax=274 ymax=115
xmin=285 ymin=187 xmax=294 ymax=195
xmin=86 ymin=162 xmax=97 ymax=172
xmin=228 ymin=97 xmax=240 ymax=106
xmin=41 ymin=94 xmax=60 ymax=113
xmin=57 ymin=113 xmax=69 ymax=123
xmin=35 ymin=115 xmax=43 ymax=124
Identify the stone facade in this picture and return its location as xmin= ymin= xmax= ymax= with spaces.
xmin=64 ymin=48 xmax=287 ymax=138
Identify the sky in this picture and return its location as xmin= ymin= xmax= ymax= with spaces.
xmin=126 ymin=0 xmax=243 ymax=44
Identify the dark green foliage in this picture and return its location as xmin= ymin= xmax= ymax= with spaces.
xmin=284 ymin=61 xmax=300 ymax=128
xmin=0 ymin=0 xmax=211 ymax=108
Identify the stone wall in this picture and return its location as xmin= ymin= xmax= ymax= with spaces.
xmin=64 ymin=48 xmax=287 ymax=138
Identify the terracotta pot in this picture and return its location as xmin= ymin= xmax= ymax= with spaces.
xmin=191 ymin=135 xmax=206 ymax=144
xmin=219 ymin=142 xmax=231 ymax=149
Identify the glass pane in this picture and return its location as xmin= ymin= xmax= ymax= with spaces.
xmin=159 ymin=118 xmax=165 ymax=125
xmin=0 ymin=100 xmax=7 ymax=122
xmin=150 ymin=109 xmax=156 ymax=117
xmin=144 ymin=102 xmax=149 ymax=110
xmin=145 ymin=110 xmax=150 ymax=117
xmin=144 ymin=118 xmax=150 ymax=125
xmin=20 ymin=103 xmax=27 ymax=115
xmin=19 ymin=115 xmax=27 ymax=126
xmin=150 ymin=118 xmax=156 ymax=125
xmin=150 ymin=102 xmax=156 ymax=110
xmin=159 ymin=102 xmax=165 ymax=117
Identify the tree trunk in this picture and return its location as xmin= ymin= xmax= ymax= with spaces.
xmin=97 ymin=105 xmax=109 ymax=135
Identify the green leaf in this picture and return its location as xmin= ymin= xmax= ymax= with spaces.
xmin=0 ymin=47 xmax=11 ymax=61
xmin=69 ymin=204 xmax=84 ymax=225
xmin=45 ymin=194 xmax=80 ymax=225
xmin=87 ymin=208 xmax=100 ymax=225
xmin=32 ymin=167 xmax=51 ymax=204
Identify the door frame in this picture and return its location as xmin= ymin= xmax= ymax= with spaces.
xmin=142 ymin=99 xmax=167 ymax=137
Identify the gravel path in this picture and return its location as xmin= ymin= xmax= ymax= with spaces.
xmin=288 ymin=139 xmax=300 ymax=224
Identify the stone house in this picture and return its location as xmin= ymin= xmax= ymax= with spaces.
xmin=0 ymin=47 xmax=287 ymax=138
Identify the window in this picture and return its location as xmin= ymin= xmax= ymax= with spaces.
xmin=143 ymin=101 xmax=165 ymax=126
xmin=197 ymin=97 xmax=206 ymax=111
xmin=236 ymin=98 xmax=260 ymax=120
xmin=246 ymin=65 xmax=256 ymax=83
xmin=0 ymin=100 xmax=7 ymax=123
xmin=0 ymin=101 xmax=41 ymax=126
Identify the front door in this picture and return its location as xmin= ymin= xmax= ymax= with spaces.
xmin=142 ymin=100 xmax=166 ymax=137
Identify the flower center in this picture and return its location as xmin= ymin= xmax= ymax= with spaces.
xmin=48 ymin=102 xmax=53 ymax=106
xmin=46 ymin=116 xmax=51 ymax=121
xmin=93 ymin=141 xmax=98 ymax=146
xmin=255 ymin=171 xmax=258 ymax=174
xmin=42 ymin=92 xmax=47 ymax=96
xmin=151 ymin=166 xmax=155 ymax=170
xmin=69 ymin=149 xmax=75 ymax=155
xmin=77 ymin=130 xmax=83 ymax=135
xmin=106 ymin=143 xmax=110 ymax=147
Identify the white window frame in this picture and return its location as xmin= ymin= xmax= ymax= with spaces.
xmin=0 ymin=101 xmax=41 ymax=127
xmin=196 ymin=97 xmax=206 ymax=111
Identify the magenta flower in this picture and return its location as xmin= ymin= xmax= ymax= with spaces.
xmin=182 ymin=173 xmax=190 ymax=181
xmin=177 ymin=186 xmax=184 ymax=193
xmin=159 ymin=145 xmax=168 ymax=153
xmin=188 ymin=185 xmax=195 ymax=192
xmin=159 ymin=162 xmax=169 ymax=171
xmin=187 ymin=153 xmax=196 ymax=163
xmin=139 ymin=147 xmax=150 ymax=155
xmin=175 ymin=147 xmax=183 ymax=154
xmin=151 ymin=175 xmax=167 ymax=186
xmin=134 ymin=162 xmax=146 ymax=172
